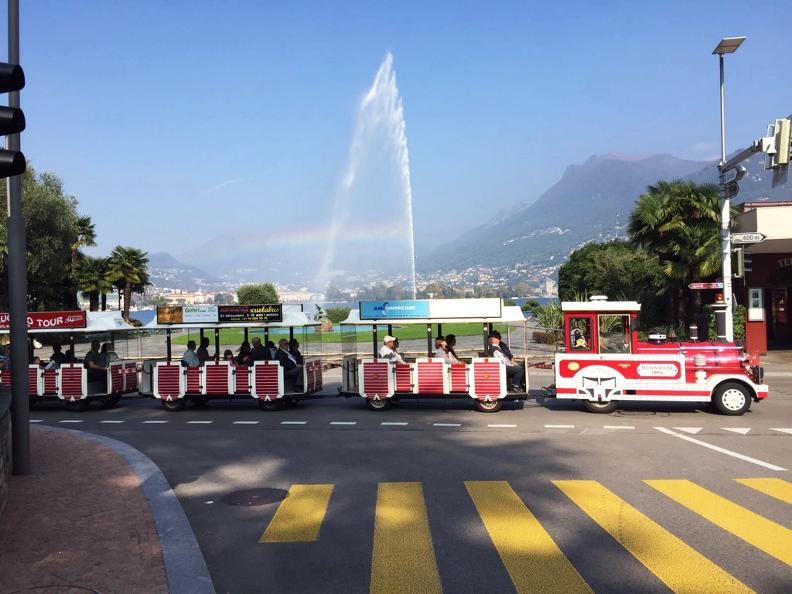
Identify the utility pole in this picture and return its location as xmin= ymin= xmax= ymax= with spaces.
xmin=5 ymin=0 xmax=30 ymax=475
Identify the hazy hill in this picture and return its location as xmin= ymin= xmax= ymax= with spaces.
xmin=420 ymin=152 xmax=791 ymax=272
xmin=147 ymin=252 xmax=221 ymax=290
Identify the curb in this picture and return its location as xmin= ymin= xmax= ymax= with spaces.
xmin=35 ymin=425 xmax=216 ymax=594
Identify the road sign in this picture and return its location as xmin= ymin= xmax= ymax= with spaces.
xmin=688 ymin=282 xmax=724 ymax=290
xmin=720 ymin=165 xmax=745 ymax=184
xmin=722 ymin=180 xmax=739 ymax=198
xmin=731 ymin=232 xmax=766 ymax=245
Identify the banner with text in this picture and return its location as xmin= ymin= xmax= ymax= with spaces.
xmin=0 ymin=310 xmax=87 ymax=331
xmin=218 ymin=304 xmax=283 ymax=323
xmin=359 ymin=300 xmax=431 ymax=320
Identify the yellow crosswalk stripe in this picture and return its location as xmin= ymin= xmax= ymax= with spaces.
xmin=736 ymin=478 xmax=792 ymax=505
xmin=554 ymin=480 xmax=753 ymax=593
xmin=370 ymin=482 xmax=442 ymax=594
xmin=646 ymin=479 xmax=792 ymax=567
xmin=259 ymin=484 xmax=334 ymax=543
xmin=466 ymin=481 xmax=591 ymax=594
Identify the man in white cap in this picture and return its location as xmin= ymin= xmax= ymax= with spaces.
xmin=379 ymin=335 xmax=405 ymax=364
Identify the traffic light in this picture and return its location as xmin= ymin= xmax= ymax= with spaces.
xmin=768 ymin=118 xmax=791 ymax=169
xmin=0 ymin=62 xmax=25 ymax=179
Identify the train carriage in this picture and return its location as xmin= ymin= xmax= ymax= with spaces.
xmin=339 ymin=298 xmax=530 ymax=412
xmin=139 ymin=304 xmax=324 ymax=411
xmin=552 ymin=296 xmax=768 ymax=415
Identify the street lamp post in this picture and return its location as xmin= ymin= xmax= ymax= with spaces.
xmin=712 ymin=36 xmax=745 ymax=343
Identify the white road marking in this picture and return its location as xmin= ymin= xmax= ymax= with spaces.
xmin=59 ymin=420 xmax=83 ymax=423
xmin=381 ymin=422 xmax=408 ymax=426
xmin=603 ymin=425 xmax=635 ymax=430
xmin=330 ymin=421 xmax=357 ymax=425
xmin=100 ymin=420 xmax=126 ymax=424
xmin=673 ymin=427 xmax=703 ymax=435
xmin=281 ymin=421 xmax=308 ymax=425
xmin=29 ymin=419 xmax=43 ymax=423
xmin=433 ymin=423 xmax=461 ymax=427
xmin=545 ymin=424 xmax=575 ymax=429
xmin=488 ymin=424 xmax=516 ymax=428
xmin=187 ymin=420 xmax=213 ymax=424
xmin=654 ymin=426 xmax=787 ymax=472
xmin=722 ymin=427 xmax=751 ymax=435
xmin=142 ymin=420 xmax=168 ymax=424
xmin=233 ymin=421 xmax=260 ymax=425
xmin=771 ymin=428 xmax=792 ymax=435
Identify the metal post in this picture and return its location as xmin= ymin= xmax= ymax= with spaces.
xmin=372 ymin=325 xmax=378 ymax=358
xmin=7 ymin=0 xmax=30 ymax=475
xmin=166 ymin=329 xmax=172 ymax=362
xmin=718 ymin=54 xmax=734 ymax=342
xmin=437 ymin=323 xmax=442 ymax=338
xmin=426 ymin=324 xmax=432 ymax=357
xmin=243 ymin=327 xmax=249 ymax=342
xmin=214 ymin=328 xmax=220 ymax=362
xmin=289 ymin=327 xmax=294 ymax=342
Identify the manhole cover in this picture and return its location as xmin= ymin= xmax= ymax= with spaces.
xmin=222 ymin=488 xmax=288 ymax=506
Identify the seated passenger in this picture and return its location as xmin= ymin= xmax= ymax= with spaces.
xmin=445 ymin=334 xmax=461 ymax=363
xmin=196 ymin=336 xmax=212 ymax=365
xmin=63 ymin=348 xmax=76 ymax=364
xmin=237 ymin=340 xmax=251 ymax=366
xmin=289 ymin=338 xmax=304 ymax=365
xmin=49 ymin=343 xmax=66 ymax=367
xmin=433 ymin=337 xmax=454 ymax=364
xmin=84 ymin=339 xmax=109 ymax=390
xmin=181 ymin=340 xmax=201 ymax=368
xmin=223 ymin=349 xmax=238 ymax=367
xmin=247 ymin=337 xmax=270 ymax=365
xmin=266 ymin=340 xmax=277 ymax=360
xmin=571 ymin=328 xmax=588 ymax=349
xmin=276 ymin=338 xmax=303 ymax=391
xmin=488 ymin=332 xmax=525 ymax=392
xmin=379 ymin=335 xmax=405 ymax=364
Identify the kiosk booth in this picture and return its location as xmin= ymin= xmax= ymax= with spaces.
xmin=0 ymin=310 xmax=140 ymax=410
xmin=339 ymin=298 xmax=529 ymax=412
xmin=139 ymin=304 xmax=324 ymax=410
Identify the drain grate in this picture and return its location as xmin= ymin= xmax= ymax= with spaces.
xmin=222 ymin=488 xmax=288 ymax=506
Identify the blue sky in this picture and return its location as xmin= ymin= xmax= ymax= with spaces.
xmin=9 ymin=0 xmax=792 ymax=263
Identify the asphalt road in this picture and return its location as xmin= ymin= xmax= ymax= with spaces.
xmin=28 ymin=368 xmax=792 ymax=593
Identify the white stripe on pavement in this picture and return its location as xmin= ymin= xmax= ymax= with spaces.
xmin=771 ymin=428 xmax=792 ymax=435
xmin=143 ymin=420 xmax=168 ymax=424
xmin=281 ymin=421 xmax=308 ymax=425
xmin=59 ymin=420 xmax=83 ymax=423
xmin=673 ymin=427 xmax=703 ymax=434
xmin=187 ymin=420 xmax=213 ymax=424
xmin=100 ymin=420 xmax=126 ymax=424
xmin=722 ymin=427 xmax=751 ymax=435
xmin=488 ymin=424 xmax=516 ymax=428
xmin=381 ymin=422 xmax=408 ymax=426
xmin=654 ymin=426 xmax=787 ymax=472
xmin=29 ymin=419 xmax=43 ymax=423
xmin=233 ymin=421 xmax=260 ymax=425
xmin=545 ymin=424 xmax=575 ymax=429
xmin=604 ymin=425 xmax=635 ymax=430
xmin=433 ymin=423 xmax=461 ymax=427
xmin=330 ymin=421 xmax=357 ymax=425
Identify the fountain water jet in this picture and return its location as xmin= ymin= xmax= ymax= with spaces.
xmin=317 ymin=53 xmax=417 ymax=298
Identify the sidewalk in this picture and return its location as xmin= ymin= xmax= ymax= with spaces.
xmin=0 ymin=427 xmax=170 ymax=593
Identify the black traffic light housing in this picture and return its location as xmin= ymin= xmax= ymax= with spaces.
xmin=0 ymin=62 xmax=25 ymax=179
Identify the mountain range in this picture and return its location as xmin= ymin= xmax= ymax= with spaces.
xmin=419 ymin=152 xmax=791 ymax=273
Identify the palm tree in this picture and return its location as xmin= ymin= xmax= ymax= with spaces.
xmin=628 ymin=180 xmax=734 ymax=327
xmin=108 ymin=246 xmax=149 ymax=321
xmin=74 ymin=256 xmax=112 ymax=311
xmin=70 ymin=215 xmax=96 ymax=273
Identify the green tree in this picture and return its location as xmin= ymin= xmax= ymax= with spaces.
xmin=628 ymin=180 xmax=733 ymax=326
xmin=558 ymin=240 xmax=666 ymax=327
xmin=74 ymin=256 xmax=113 ymax=311
xmin=213 ymin=292 xmax=235 ymax=305
xmin=0 ymin=167 xmax=82 ymax=310
xmin=521 ymin=298 xmax=541 ymax=314
xmin=237 ymin=283 xmax=279 ymax=305
xmin=324 ymin=307 xmax=351 ymax=324
xmin=108 ymin=246 xmax=150 ymax=321
xmin=70 ymin=215 xmax=96 ymax=274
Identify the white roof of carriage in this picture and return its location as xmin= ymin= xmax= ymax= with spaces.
xmin=561 ymin=300 xmax=641 ymax=312
xmin=340 ymin=305 xmax=527 ymax=326
xmin=0 ymin=310 xmax=138 ymax=335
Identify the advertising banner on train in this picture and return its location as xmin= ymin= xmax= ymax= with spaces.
xmin=218 ymin=304 xmax=283 ymax=323
xmin=359 ymin=300 xmax=430 ymax=320
xmin=156 ymin=305 xmax=219 ymax=324
xmin=0 ymin=310 xmax=87 ymax=331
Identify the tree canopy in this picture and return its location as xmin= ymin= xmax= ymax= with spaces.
xmin=237 ymin=283 xmax=280 ymax=305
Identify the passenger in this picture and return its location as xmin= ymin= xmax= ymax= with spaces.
xmin=289 ymin=338 xmax=304 ymax=365
xmin=237 ymin=340 xmax=251 ymax=366
xmin=181 ymin=340 xmax=200 ymax=368
xmin=247 ymin=337 xmax=270 ymax=365
xmin=49 ymin=343 xmax=66 ymax=367
xmin=445 ymin=334 xmax=461 ymax=363
xmin=98 ymin=343 xmax=111 ymax=368
xmin=266 ymin=340 xmax=277 ymax=360
xmin=433 ymin=336 xmax=454 ymax=364
xmin=276 ymin=338 xmax=303 ymax=391
xmin=196 ymin=336 xmax=212 ymax=365
xmin=379 ymin=335 xmax=405 ymax=364
xmin=63 ymin=348 xmax=76 ymax=364
xmin=84 ymin=339 xmax=109 ymax=389
xmin=488 ymin=332 xmax=525 ymax=392
xmin=31 ymin=355 xmax=42 ymax=367
xmin=223 ymin=349 xmax=238 ymax=367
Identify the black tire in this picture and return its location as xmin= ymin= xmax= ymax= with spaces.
xmin=258 ymin=398 xmax=282 ymax=411
xmin=474 ymin=399 xmax=503 ymax=413
xmin=161 ymin=398 xmax=186 ymax=412
xmin=582 ymin=400 xmax=618 ymax=414
xmin=712 ymin=382 xmax=752 ymax=416
xmin=367 ymin=398 xmax=391 ymax=411
xmin=65 ymin=399 xmax=90 ymax=412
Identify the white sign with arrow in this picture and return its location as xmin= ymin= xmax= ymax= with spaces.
xmin=731 ymin=232 xmax=766 ymax=245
